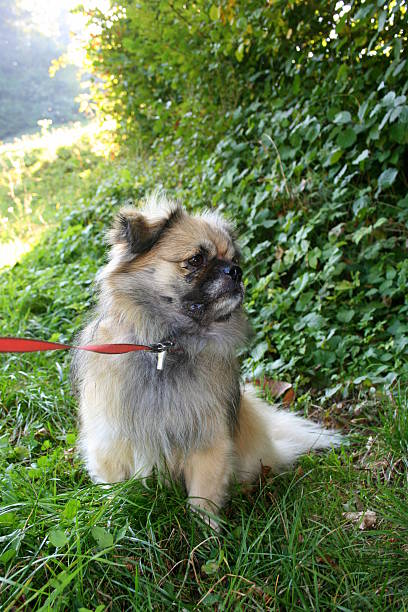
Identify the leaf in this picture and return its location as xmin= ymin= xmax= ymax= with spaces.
xmin=115 ymin=521 xmax=129 ymax=542
xmin=337 ymin=309 xmax=355 ymax=323
xmin=251 ymin=240 xmax=271 ymax=257
xmin=0 ymin=512 xmax=15 ymax=525
xmin=308 ymin=247 xmax=321 ymax=269
xmin=235 ymin=43 xmax=245 ymax=63
xmin=335 ymin=64 xmax=348 ymax=82
xmin=209 ymin=5 xmax=220 ymax=20
xmin=92 ymin=526 xmax=114 ymax=548
xmin=390 ymin=111 xmax=408 ymax=144
xmin=352 ymin=149 xmax=370 ymax=164
xmin=261 ymin=133 xmax=273 ymax=148
xmin=305 ymin=122 xmax=320 ymax=142
xmin=382 ymin=91 xmax=396 ymax=106
xmin=377 ymin=167 xmax=398 ymax=194
xmin=293 ymin=272 xmax=310 ymax=296
xmin=0 ymin=548 xmax=17 ymax=565
xmin=202 ymin=550 xmax=224 ymax=575
xmin=48 ymin=529 xmax=68 ymax=548
xmin=342 ymin=510 xmax=377 ymax=530
xmin=0 ymin=435 xmax=9 ymax=451
xmin=325 ymin=383 xmax=342 ymax=398
xmin=374 ymin=217 xmax=387 ymax=228
xmin=358 ymin=99 xmax=369 ymax=121
xmin=336 ymin=127 xmax=357 ymax=149
xmin=254 ymin=379 xmax=295 ymax=405
xmin=202 ymin=560 xmax=220 ymax=575
xmin=378 ymin=10 xmax=387 ymax=32
xmin=352 ymin=225 xmax=372 ymax=245
xmin=252 ymin=341 xmax=268 ymax=361
xmin=65 ymin=433 xmax=76 ymax=446
xmin=62 ymin=499 xmax=80 ymax=521
xmin=329 ymin=149 xmax=344 ymax=165
xmin=334 ymin=111 xmax=352 ymax=124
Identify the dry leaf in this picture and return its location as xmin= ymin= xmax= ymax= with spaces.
xmin=316 ymin=555 xmax=339 ymax=569
xmin=342 ymin=510 xmax=377 ymax=530
xmin=251 ymin=378 xmax=295 ymax=405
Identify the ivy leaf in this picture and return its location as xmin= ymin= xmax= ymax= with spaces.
xmin=329 ymin=149 xmax=344 ymax=165
xmin=336 ymin=127 xmax=357 ymax=149
xmin=352 ymin=225 xmax=373 ymax=244
xmin=337 ymin=309 xmax=355 ymax=323
xmin=334 ymin=111 xmax=352 ymax=124
xmin=353 ymin=149 xmax=370 ymax=164
xmin=358 ymin=100 xmax=369 ymax=121
xmin=382 ymin=91 xmax=396 ymax=107
xmin=252 ymin=341 xmax=268 ymax=361
xmin=376 ymin=167 xmax=398 ymax=195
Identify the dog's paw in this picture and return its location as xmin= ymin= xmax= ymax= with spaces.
xmin=188 ymin=499 xmax=221 ymax=531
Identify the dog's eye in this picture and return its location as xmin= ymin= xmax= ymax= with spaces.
xmin=188 ymin=253 xmax=205 ymax=268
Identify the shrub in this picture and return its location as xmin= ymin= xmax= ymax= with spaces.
xmin=81 ymin=0 xmax=408 ymax=386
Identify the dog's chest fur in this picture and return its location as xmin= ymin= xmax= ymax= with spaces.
xmin=74 ymin=323 xmax=241 ymax=460
xmin=123 ymin=350 xmax=240 ymax=455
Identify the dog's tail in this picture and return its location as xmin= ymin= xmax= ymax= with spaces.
xmin=234 ymin=385 xmax=342 ymax=482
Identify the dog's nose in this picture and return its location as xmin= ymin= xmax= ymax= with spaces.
xmin=222 ymin=264 xmax=242 ymax=283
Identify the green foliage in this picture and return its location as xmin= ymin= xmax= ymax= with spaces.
xmin=0 ymin=127 xmax=407 ymax=610
xmin=0 ymin=124 xmax=115 ymax=272
xmin=82 ymin=0 xmax=408 ymax=386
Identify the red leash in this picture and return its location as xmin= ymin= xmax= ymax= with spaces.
xmin=0 ymin=337 xmax=173 ymax=355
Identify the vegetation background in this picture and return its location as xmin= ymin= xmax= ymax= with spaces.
xmin=0 ymin=0 xmax=407 ymax=609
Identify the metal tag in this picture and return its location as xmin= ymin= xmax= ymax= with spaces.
xmin=157 ymin=351 xmax=166 ymax=370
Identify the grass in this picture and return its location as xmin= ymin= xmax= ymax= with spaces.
xmin=0 ymin=125 xmax=407 ymax=610
xmin=0 ymin=121 xmax=117 ymax=269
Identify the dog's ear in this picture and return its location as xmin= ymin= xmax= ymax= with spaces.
xmin=109 ymin=206 xmax=182 ymax=255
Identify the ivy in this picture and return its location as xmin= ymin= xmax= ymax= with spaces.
xmin=80 ymin=0 xmax=408 ymax=387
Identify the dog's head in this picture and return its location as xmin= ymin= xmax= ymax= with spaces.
xmin=103 ymin=195 xmax=244 ymax=331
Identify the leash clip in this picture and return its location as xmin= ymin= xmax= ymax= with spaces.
xmin=149 ymin=341 xmax=175 ymax=371
xmin=149 ymin=341 xmax=175 ymax=353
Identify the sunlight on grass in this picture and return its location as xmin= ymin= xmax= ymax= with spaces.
xmin=0 ymin=237 xmax=33 ymax=268
xmin=0 ymin=119 xmax=116 ymax=269
xmin=0 ymin=119 xmax=113 ymax=159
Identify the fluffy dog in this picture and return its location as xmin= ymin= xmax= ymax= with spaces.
xmin=72 ymin=194 xmax=340 ymax=524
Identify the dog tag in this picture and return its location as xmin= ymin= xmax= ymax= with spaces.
xmin=157 ymin=350 xmax=166 ymax=370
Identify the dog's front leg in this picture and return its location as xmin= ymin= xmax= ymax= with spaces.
xmin=184 ymin=435 xmax=233 ymax=528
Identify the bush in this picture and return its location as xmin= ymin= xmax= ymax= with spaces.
xmin=81 ymin=0 xmax=408 ymax=387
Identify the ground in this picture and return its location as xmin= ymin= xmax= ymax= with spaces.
xmin=0 ymin=124 xmax=407 ymax=610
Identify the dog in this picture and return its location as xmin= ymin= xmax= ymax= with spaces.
xmin=72 ymin=194 xmax=340 ymax=525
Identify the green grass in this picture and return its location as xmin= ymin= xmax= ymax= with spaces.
xmin=0 ymin=127 xmax=407 ymax=610
xmin=0 ymin=122 xmax=116 ymax=268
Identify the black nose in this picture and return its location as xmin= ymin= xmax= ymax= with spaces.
xmin=222 ymin=264 xmax=242 ymax=283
